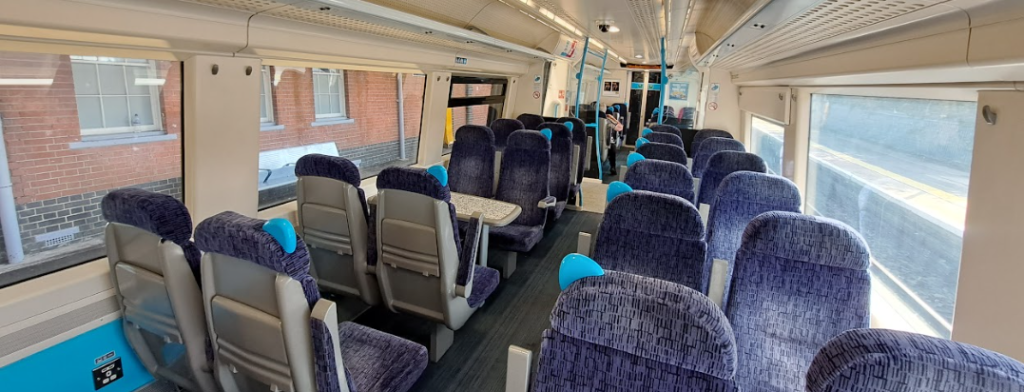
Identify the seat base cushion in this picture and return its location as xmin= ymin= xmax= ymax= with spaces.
xmin=339 ymin=322 xmax=428 ymax=392
xmin=467 ymin=267 xmax=499 ymax=308
xmin=489 ymin=224 xmax=544 ymax=253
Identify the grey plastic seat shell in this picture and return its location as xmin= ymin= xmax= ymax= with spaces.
xmin=201 ymin=251 xmax=341 ymax=392
xmin=297 ymin=175 xmax=379 ymax=305
xmin=105 ymin=223 xmax=218 ymax=392
xmin=375 ymin=189 xmax=480 ymax=331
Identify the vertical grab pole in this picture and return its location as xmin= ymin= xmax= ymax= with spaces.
xmin=595 ymin=49 xmax=608 ymax=181
xmin=658 ymin=37 xmax=667 ymax=125
xmin=574 ymin=37 xmax=590 ymax=117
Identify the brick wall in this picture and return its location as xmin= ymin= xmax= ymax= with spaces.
xmin=260 ymin=67 xmax=424 ymax=156
xmin=0 ymin=53 xmax=427 ymax=263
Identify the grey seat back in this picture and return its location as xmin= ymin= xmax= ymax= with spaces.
xmin=101 ymin=188 xmax=217 ymax=392
xmin=195 ymin=211 xmax=348 ymax=392
xmin=374 ymin=167 xmax=477 ymax=330
xmin=295 ymin=154 xmax=379 ymax=305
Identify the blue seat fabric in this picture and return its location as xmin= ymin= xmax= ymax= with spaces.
xmin=490 ymin=118 xmax=524 ymax=151
xmin=101 ymin=188 xmax=201 ymax=282
xmin=636 ymin=142 xmax=688 ymax=166
xmin=692 ymin=129 xmax=733 ymax=158
xmin=447 ymin=125 xmax=496 ymax=198
xmin=692 ymin=137 xmax=745 ymax=178
xmin=646 ymin=131 xmax=684 ymax=147
xmin=538 ymin=122 xmax=573 ymax=218
xmin=516 ymin=113 xmax=545 ymax=130
xmin=491 ymin=130 xmax=551 ymax=252
xmin=623 ymin=159 xmax=695 ymax=203
xmin=697 ymin=151 xmax=767 ymax=206
xmin=295 ymin=154 xmax=376 ymax=266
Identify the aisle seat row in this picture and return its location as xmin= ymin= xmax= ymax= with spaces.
xmin=511 ymin=127 xmax=1024 ymax=391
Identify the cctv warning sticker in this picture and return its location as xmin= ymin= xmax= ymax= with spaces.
xmin=92 ymin=357 xmax=123 ymax=390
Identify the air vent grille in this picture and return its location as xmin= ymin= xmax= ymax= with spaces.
xmin=714 ymin=0 xmax=949 ymax=69
xmin=360 ymin=0 xmax=487 ymax=29
xmin=627 ymin=0 xmax=665 ymax=61
xmin=177 ymin=0 xmax=284 ymax=13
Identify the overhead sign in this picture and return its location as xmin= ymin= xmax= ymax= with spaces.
xmin=623 ymin=64 xmax=664 ymax=70
xmin=455 ymin=57 xmax=468 ymax=65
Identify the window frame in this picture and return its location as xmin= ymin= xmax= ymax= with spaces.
xmin=70 ymin=56 xmax=164 ymax=137
xmin=312 ymin=68 xmax=347 ymax=119
xmin=260 ymin=66 xmax=275 ymax=125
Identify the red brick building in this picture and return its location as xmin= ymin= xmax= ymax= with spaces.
xmin=0 ymin=51 xmax=425 ymax=263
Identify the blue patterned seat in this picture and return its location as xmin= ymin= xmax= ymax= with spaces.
xmin=557 ymin=117 xmax=588 ymax=202
xmin=651 ymin=124 xmax=683 ymax=139
xmin=195 ymin=211 xmax=428 ymax=392
xmin=808 ymin=328 xmax=1024 ymax=392
xmin=533 ymin=271 xmax=739 ymax=392
xmin=692 ymin=137 xmax=745 ymax=178
xmin=539 ymin=122 xmax=573 ymax=219
xmin=102 ymin=189 xmax=217 ymax=392
xmin=636 ymin=142 xmax=688 ymax=166
xmin=374 ymin=166 xmax=500 ymax=361
xmin=295 ymin=154 xmax=380 ymax=305
xmin=490 ymin=118 xmax=524 ymax=151
xmin=491 ymin=131 xmax=555 ymax=253
xmin=726 ymin=211 xmax=871 ymax=392
xmin=692 ymin=129 xmax=733 ymax=158
xmin=448 ymin=125 xmax=496 ymax=198
xmin=623 ymin=159 xmax=695 ymax=202
xmin=647 ymin=131 xmax=685 ymax=147
xmin=593 ymin=191 xmax=709 ymax=291
xmin=697 ymin=151 xmax=767 ymax=206
xmin=705 ymin=172 xmax=801 ymax=306
xmin=516 ymin=113 xmax=545 ymax=130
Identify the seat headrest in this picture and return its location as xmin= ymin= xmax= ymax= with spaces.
xmin=490 ymin=118 xmax=525 ymax=133
xmin=651 ymin=124 xmax=681 ymax=135
xmin=551 ymin=270 xmax=737 ymax=379
xmin=455 ymin=125 xmax=495 ymax=145
xmin=537 ymin=122 xmax=572 ymax=139
xmin=636 ymin=142 xmax=687 ymax=165
xmin=294 ymin=154 xmax=361 ymax=186
xmin=742 ymin=211 xmax=869 ymax=270
xmin=646 ymin=132 xmax=683 ymax=146
xmin=507 ymin=130 xmax=551 ymax=151
xmin=808 ymin=329 xmax=1024 ymax=392
xmin=516 ymin=113 xmax=545 ymax=129
xmin=716 ymin=172 xmax=801 ymax=207
xmin=101 ymin=188 xmax=193 ymax=245
xmin=697 ymin=129 xmax=732 ymax=139
xmin=697 ymin=137 xmax=745 ymax=155
xmin=705 ymin=151 xmax=766 ymax=176
xmin=377 ymin=166 xmax=451 ymax=202
xmin=194 ymin=211 xmax=312 ymax=282
xmin=604 ymin=191 xmax=704 ymax=240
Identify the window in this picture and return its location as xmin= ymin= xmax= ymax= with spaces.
xmin=750 ymin=116 xmax=784 ymax=174
xmin=445 ymin=76 xmax=508 ymax=154
xmin=0 ymin=51 xmax=182 ymax=287
xmin=806 ymin=94 xmax=976 ymax=338
xmin=70 ymin=56 xmax=163 ymax=137
xmin=313 ymin=68 xmax=347 ymax=119
xmin=258 ymin=67 xmax=426 ymax=209
xmin=260 ymin=66 xmax=274 ymax=125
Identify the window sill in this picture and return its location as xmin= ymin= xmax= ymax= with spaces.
xmin=311 ymin=118 xmax=355 ymax=127
xmin=69 ymin=133 xmax=178 ymax=149
xmin=260 ymin=124 xmax=286 ymax=132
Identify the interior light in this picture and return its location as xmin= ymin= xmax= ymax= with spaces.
xmin=134 ymin=78 xmax=166 ymax=86
xmin=607 ymin=25 xmax=620 ymax=33
xmin=519 ymin=0 xmax=533 ymax=5
xmin=554 ymin=16 xmax=575 ymax=31
xmin=539 ymin=7 xmax=555 ymax=19
xmin=0 ymin=78 xmax=54 ymax=86
xmin=590 ymin=40 xmax=605 ymax=49
xmin=634 ymin=54 xmax=644 ymax=59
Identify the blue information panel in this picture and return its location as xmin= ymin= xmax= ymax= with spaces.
xmin=0 ymin=320 xmax=153 ymax=391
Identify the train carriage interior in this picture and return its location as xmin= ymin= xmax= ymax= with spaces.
xmin=1 ymin=0 xmax=1024 ymax=391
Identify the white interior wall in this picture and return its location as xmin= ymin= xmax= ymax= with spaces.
xmin=952 ymin=90 xmax=1024 ymax=361
xmin=543 ymin=60 xmax=571 ymax=117
xmin=511 ymin=61 xmax=547 ymax=117
xmin=698 ymin=68 xmax=741 ymax=136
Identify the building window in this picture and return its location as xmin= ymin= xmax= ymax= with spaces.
xmin=70 ymin=56 xmax=163 ymax=137
xmin=313 ymin=68 xmax=347 ymax=119
xmin=260 ymin=66 xmax=275 ymax=125
xmin=750 ymin=116 xmax=784 ymax=174
xmin=806 ymin=94 xmax=976 ymax=338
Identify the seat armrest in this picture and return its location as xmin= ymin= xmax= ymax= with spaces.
xmin=505 ymin=345 xmax=533 ymax=392
xmin=577 ymin=232 xmax=592 ymax=257
xmin=456 ymin=211 xmax=484 ymax=298
xmin=311 ymin=299 xmax=351 ymax=392
xmin=537 ymin=196 xmax=557 ymax=209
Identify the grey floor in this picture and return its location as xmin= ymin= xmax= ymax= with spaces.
xmin=341 ymin=210 xmax=603 ymax=392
